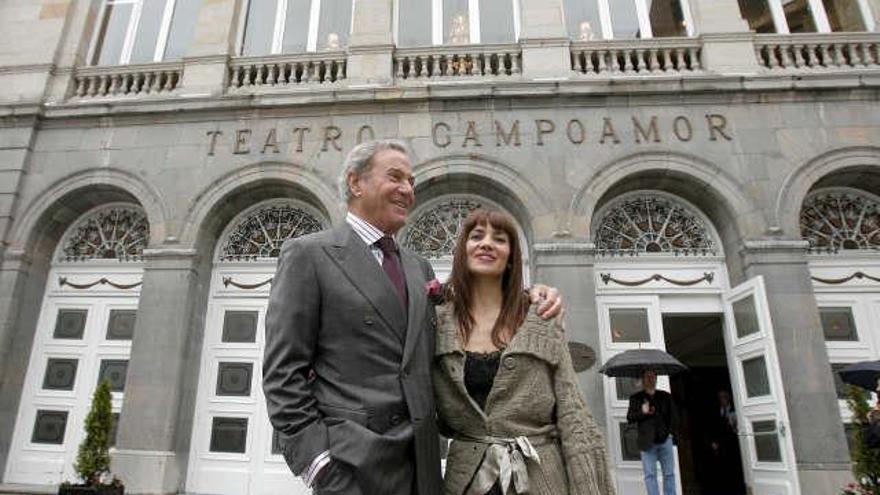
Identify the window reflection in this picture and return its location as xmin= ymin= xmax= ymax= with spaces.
xmin=649 ymin=0 xmax=687 ymax=37
xmin=241 ymin=0 xmax=274 ymax=56
xmin=783 ymin=0 xmax=817 ymax=33
xmin=92 ymin=2 xmax=134 ymax=65
xmin=398 ymin=0 xmax=433 ymax=47
xmin=563 ymin=0 xmax=601 ymax=40
xmin=282 ymin=0 xmax=311 ymax=54
xmin=738 ymin=0 xmax=776 ymax=33
xmin=609 ymin=0 xmax=642 ymax=39
xmin=445 ymin=0 xmax=470 ymax=44
xmin=822 ymin=0 xmax=866 ymax=31
xmin=317 ymin=0 xmax=352 ymax=51
xmin=480 ymin=0 xmax=516 ymax=43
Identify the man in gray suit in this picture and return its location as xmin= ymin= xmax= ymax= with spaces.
xmin=263 ymin=140 xmax=561 ymax=495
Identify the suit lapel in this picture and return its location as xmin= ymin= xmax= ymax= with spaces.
xmin=400 ymin=248 xmax=427 ymax=369
xmin=324 ymin=224 xmax=407 ymax=337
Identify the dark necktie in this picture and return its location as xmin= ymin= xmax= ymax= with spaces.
xmin=375 ymin=236 xmax=408 ymax=309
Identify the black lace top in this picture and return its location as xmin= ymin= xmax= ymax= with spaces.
xmin=464 ymin=350 xmax=501 ymax=410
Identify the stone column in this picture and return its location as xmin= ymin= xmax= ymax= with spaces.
xmin=517 ymin=0 xmax=571 ymax=79
xmin=740 ymin=240 xmax=852 ymax=495
xmin=111 ymin=248 xmax=206 ymax=494
xmin=346 ymin=0 xmax=394 ymax=85
xmin=532 ymin=242 xmax=606 ymax=428
xmin=689 ymin=0 xmax=761 ymax=74
xmin=179 ymin=0 xmax=238 ymax=97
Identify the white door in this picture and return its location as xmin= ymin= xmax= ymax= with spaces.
xmin=597 ymin=295 xmax=683 ymax=495
xmin=4 ymin=270 xmax=139 ymax=485
xmin=186 ymin=265 xmax=309 ymax=495
xmin=722 ymin=275 xmax=800 ymax=495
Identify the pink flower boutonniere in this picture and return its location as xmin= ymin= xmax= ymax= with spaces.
xmin=425 ymin=278 xmax=445 ymax=305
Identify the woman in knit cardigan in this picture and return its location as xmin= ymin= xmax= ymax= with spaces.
xmin=433 ymin=208 xmax=616 ymax=495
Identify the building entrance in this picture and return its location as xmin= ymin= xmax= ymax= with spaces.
xmin=663 ymin=314 xmax=746 ymax=495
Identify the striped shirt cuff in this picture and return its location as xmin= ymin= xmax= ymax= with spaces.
xmin=303 ymin=450 xmax=332 ymax=487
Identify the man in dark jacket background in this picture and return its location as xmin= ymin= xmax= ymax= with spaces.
xmin=627 ymin=370 xmax=679 ymax=495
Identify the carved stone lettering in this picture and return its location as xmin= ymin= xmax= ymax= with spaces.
xmin=463 ymin=121 xmax=482 ymax=147
xmin=566 ymin=119 xmax=586 ymax=145
xmin=673 ymin=116 xmax=693 ymax=142
xmin=357 ymin=125 xmax=375 ymax=143
xmin=233 ymin=129 xmax=252 ymax=154
xmin=535 ymin=119 xmax=555 ymax=146
xmin=706 ymin=114 xmax=732 ymax=141
xmin=291 ymin=127 xmax=310 ymax=152
xmin=599 ymin=118 xmax=620 ymax=144
xmin=633 ymin=116 xmax=660 ymax=143
xmin=262 ymin=128 xmax=279 ymax=154
xmin=322 ymin=126 xmax=342 ymax=151
xmin=206 ymin=130 xmax=222 ymax=156
xmin=433 ymin=122 xmax=451 ymax=148
xmin=496 ymin=120 xmax=521 ymax=147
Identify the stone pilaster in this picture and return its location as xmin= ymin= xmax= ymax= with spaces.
xmin=111 ymin=248 xmax=206 ymax=494
xmin=532 ymin=241 xmax=606 ymax=428
xmin=740 ymin=239 xmax=852 ymax=495
xmin=869 ymin=0 xmax=880 ymax=29
xmin=0 ymin=250 xmax=42 ymax=478
xmin=0 ymin=119 xmax=37 ymax=262
xmin=179 ymin=0 xmax=238 ymax=97
xmin=346 ymin=0 xmax=394 ymax=85
xmin=517 ymin=0 xmax=571 ymax=79
xmin=690 ymin=0 xmax=761 ymax=74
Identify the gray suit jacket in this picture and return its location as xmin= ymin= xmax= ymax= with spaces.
xmin=263 ymin=223 xmax=442 ymax=495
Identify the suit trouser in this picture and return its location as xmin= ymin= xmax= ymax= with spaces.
xmin=640 ymin=435 xmax=676 ymax=495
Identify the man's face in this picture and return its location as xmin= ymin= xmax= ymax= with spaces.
xmin=348 ymin=149 xmax=415 ymax=234
xmin=642 ymin=370 xmax=657 ymax=390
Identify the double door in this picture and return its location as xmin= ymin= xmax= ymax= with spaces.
xmin=597 ymin=276 xmax=801 ymax=495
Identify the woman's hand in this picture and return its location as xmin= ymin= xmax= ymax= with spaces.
xmin=528 ymin=284 xmax=564 ymax=320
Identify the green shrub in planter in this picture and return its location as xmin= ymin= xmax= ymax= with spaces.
xmin=58 ymin=380 xmax=124 ymax=495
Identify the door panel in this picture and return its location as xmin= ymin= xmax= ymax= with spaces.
xmin=722 ymin=276 xmax=800 ymax=495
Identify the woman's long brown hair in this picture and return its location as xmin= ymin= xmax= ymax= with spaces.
xmin=446 ymin=208 xmax=529 ymax=348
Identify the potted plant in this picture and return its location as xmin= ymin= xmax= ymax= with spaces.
xmin=59 ymin=379 xmax=124 ymax=495
xmin=839 ymin=384 xmax=880 ymax=495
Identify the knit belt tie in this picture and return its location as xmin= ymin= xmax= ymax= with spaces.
xmin=457 ymin=432 xmax=554 ymax=495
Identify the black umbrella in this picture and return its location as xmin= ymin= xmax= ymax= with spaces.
xmin=599 ymin=348 xmax=688 ymax=378
xmin=838 ymin=360 xmax=880 ymax=391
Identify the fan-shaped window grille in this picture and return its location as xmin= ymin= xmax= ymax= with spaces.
xmin=220 ymin=203 xmax=325 ymax=261
xmin=60 ymin=206 xmax=149 ymax=262
xmin=800 ymin=189 xmax=880 ymax=253
xmin=401 ymin=198 xmax=484 ymax=258
xmin=595 ymin=194 xmax=716 ymax=256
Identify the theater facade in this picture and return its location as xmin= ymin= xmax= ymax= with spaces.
xmin=1 ymin=1 xmax=879 ymax=494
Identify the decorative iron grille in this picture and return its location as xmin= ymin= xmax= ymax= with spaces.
xmin=60 ymin=207 xmax=149 ymax=261
xmin=595 ymin=195 xmax=716 ymax=256
xmin=800 ymin=189 xmax=880 ymax=253
xmin=401 ymin=198 xmax=483 ymax=258
xmin=220 ymin=204 xmax=324 ymax=260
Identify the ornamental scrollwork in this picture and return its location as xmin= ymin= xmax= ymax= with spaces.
xmin=220 ymin=204 xmax=325 ymax=260
xmin=60 ymin=207 xmax=149 ymax=262
xmin=401 ymin=198 xmax=483 ymax=258
xmin=800 ymin=189 xmax=880 ymax=253
xmin=595 ymin=195 xmax=716 ymax=256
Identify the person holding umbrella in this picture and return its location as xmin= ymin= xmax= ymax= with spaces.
xmin=627 ymin=369 xmax=680 ymax=495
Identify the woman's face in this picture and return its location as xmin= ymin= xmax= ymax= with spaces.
xmin=465 ymin=222 xmax=511 ymax=279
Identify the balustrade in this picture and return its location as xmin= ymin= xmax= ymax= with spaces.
xmin=227 ymin=53 xmax=346 ymax=90
xmin=571 ymin=39 xmax=702 ymax=76
xmin=72 ymin=63 xmax=182 ymax=98
xmin=394 ymin=44 xmax=521 ymax=81
xmin=755 ymin=33 xmax=880 ymax=72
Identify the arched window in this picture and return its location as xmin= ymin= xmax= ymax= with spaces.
xmin=594 ymin=193 xmax=718 ymax=256
xmin=59 ymin=205 xmax=150 ymax=262
xmin=800 ymin=188 xmax=880 ymax=253
xmin=561 ymin=0 xmax=694 ymax=40
xmin=218 ymin=200 xmax=326 ymax=261
xmin=89 ymin=0 xmax=201 ymax=65
xmin=401 ymin=197 xmax=485 ymax=258
xmin=396 ymin=0 xmax=519 ymax=47
xmin=240 ymin=0 xmax=353 ymax=55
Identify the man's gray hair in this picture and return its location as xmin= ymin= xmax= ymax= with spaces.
xmin=338 ymin=139 xmax=413 ymax=203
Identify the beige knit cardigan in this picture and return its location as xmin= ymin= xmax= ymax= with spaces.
xmin=433 ymin=302 xmax=617 ymax=495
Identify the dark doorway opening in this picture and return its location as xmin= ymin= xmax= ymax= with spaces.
xmin=663 ymin=314 xmax=746 ymax=495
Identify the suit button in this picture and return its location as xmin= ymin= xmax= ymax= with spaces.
xmin=503 ymin=356 xmax=516 ymax=370
xmin=364 ymin=317 xmax=374 ymax=325
xmin=390 ymin=414 xmax=403 ymax=426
